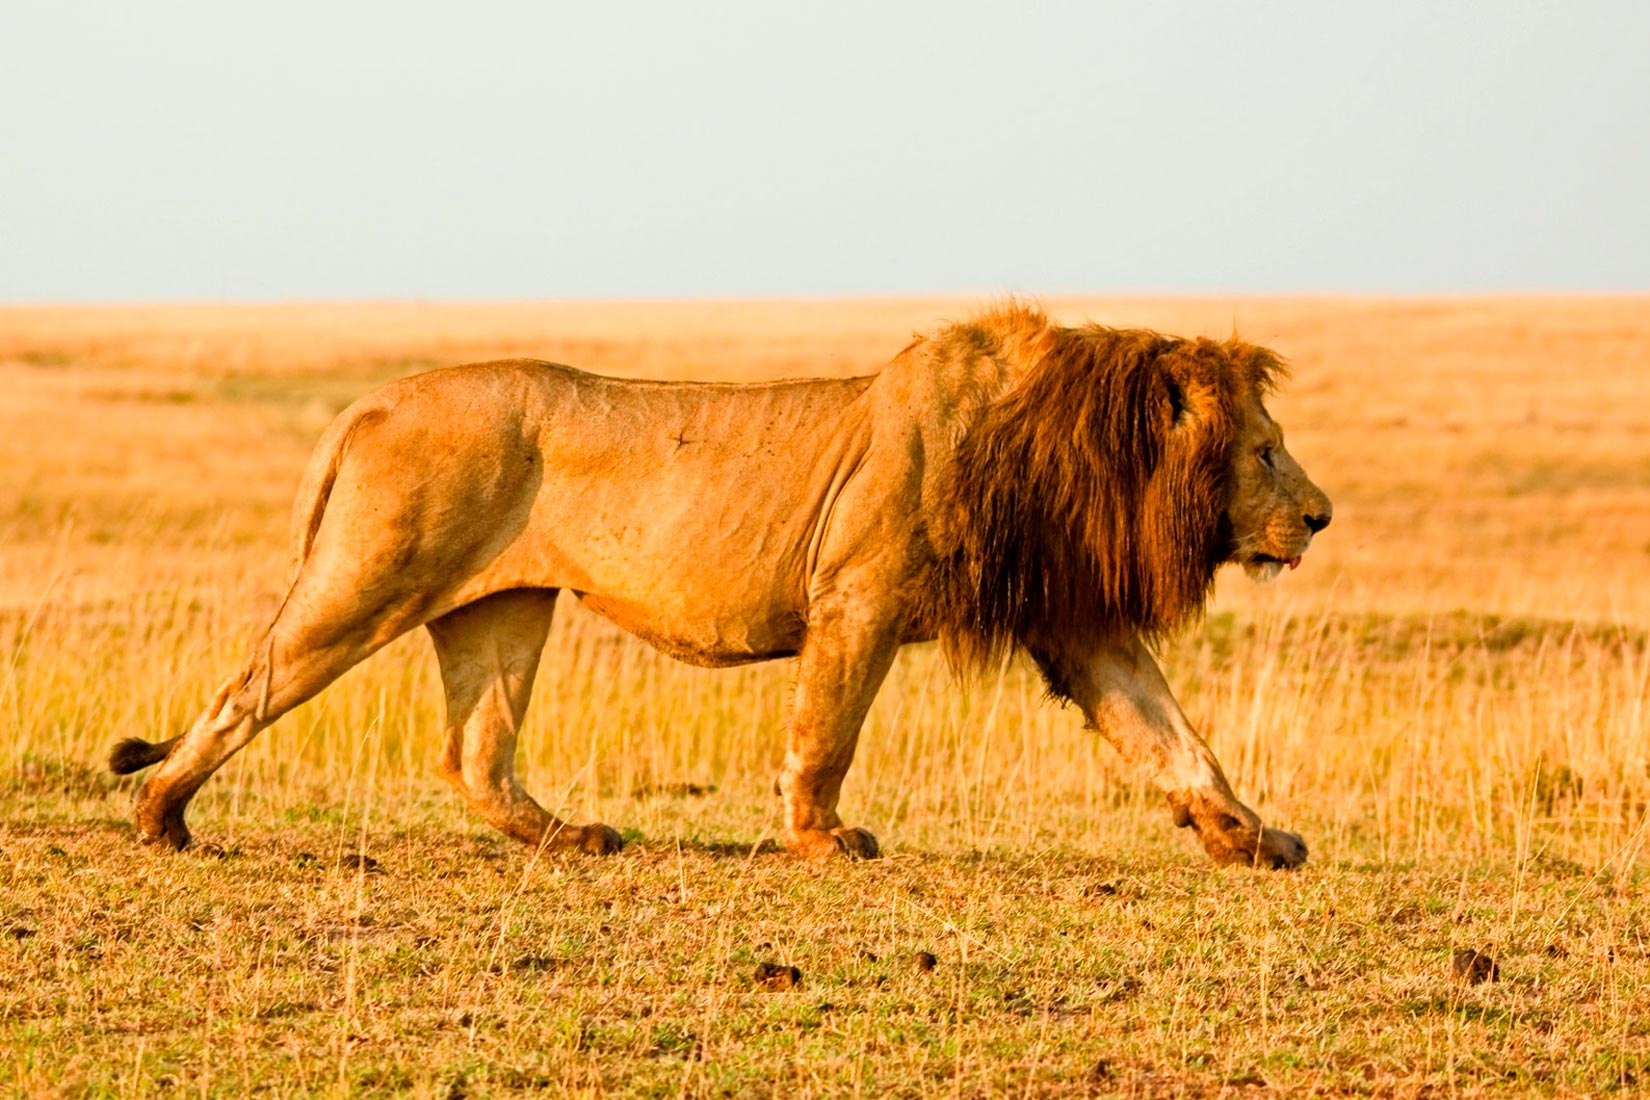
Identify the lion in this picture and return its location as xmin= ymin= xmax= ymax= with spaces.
xmin=109 ymin=304 xmax=1331 ymax=867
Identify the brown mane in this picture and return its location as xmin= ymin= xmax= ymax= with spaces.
xmin=920 ymin=307 xmax=1285 ymax=685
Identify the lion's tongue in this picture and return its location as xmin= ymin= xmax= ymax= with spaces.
xmin=1287 ymin=556 xmax=1302 ymax=571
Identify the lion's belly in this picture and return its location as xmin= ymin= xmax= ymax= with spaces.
xmin=576 ymin=592 xmax=803 ymax=667
xmin=562 ymin=504 xmax=817 ymax=666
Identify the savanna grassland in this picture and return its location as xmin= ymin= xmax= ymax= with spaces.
xmin=2 ymin=297 xmax=1649 ymax=1098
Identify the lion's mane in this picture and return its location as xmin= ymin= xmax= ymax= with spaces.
xmin=920 ymin=309 xmax=1285 ymax=688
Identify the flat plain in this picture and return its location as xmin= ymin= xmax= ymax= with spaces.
xmin=2 ymin=297 xmax=1649 ymax=1097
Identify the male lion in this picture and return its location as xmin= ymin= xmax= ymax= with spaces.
xmin=110 ymin=304 xmax=1331 ymax=867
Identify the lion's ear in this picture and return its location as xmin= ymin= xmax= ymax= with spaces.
xmin=1162 ymin=375 xmax=1189 ymax=429
xmin=1157 ymin=343 xmax=1229 ymax=435
xmin=1159 ymin=367 xmax=1219 ymax=434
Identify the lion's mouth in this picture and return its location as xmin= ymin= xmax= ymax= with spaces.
xmin=1242 ymin=550 xmax=1305 ymax=584
xmin=1251 ymin=552 xmax=1303 ymax=571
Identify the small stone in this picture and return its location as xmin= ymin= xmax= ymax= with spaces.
xmin=1452 ymin=949 xmax=1499 ymax=984
xmin=913 ymin=951 xmax=938 ymax=972
xmin=754 ymin=961 xmax=803 ymax=991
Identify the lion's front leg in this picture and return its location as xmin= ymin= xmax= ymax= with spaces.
xmin=1045 ymin=636 xmax=1306 ymax=869
xmin=777 ymin=599 xmax=900 ymax=861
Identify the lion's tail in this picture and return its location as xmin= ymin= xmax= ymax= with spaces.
xmin=108 ymin=735 xmax=181 ymax=775
xmin=105 ymin=407 xmax=385 ymax=780
xmin=287 ymin=404 xmax=381 ymax=582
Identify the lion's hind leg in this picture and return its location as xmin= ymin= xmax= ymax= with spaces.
xmin=123 ymin=540 xmax=449 ymax=850
xmin=127 ymin=606 xmax=401 ymax=850
xmin=426 ymin=588 xmax=622 ymax=856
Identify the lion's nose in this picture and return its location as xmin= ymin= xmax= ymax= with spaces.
xmin=1304 ymin=511 xmax=1331 ymax=534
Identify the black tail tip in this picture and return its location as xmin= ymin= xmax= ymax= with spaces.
xmin=108 ymin=737 xmax=168 ymax=775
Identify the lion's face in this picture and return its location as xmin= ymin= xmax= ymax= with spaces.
xmin=1223 ymin=399 xmax=1332 ymax=582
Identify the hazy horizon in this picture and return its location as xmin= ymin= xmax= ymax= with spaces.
xmin=4 ymin=3 xmax=1648 ymax=301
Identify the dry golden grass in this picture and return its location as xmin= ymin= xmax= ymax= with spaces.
xmin=3 ymin=297 xmax=1650 ymax=1097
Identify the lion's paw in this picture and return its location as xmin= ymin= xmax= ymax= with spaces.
xmin=1248 ymin=827 xmax=1307 ymax=869
xmin=136 ymin=822 xmax=192 ymax=852
xmin=787 ymin=826 xmax=881 ymax=861
xmin=1205 ymin=822 xmax=1307 ymax=870
xmin=1169 ymin=790 xmax=1307 ymax=870
xmin=831 ymin=826 xmax=881 ymax=861
xmin=135 ymin=790 xmax=192 ymax=852
xmin=573 ymin=824 xmax=625 ymax=856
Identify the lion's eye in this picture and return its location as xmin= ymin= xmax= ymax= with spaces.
xmin=1258 ymin=447 xmax=1275 ymax=469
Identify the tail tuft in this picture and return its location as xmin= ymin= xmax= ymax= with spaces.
xmin=108 ymin=737 xmax=176 ymax=775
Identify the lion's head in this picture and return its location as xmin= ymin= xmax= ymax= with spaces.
xmin=922 ymin=308 xmax=1331 ymax=679
xmin=1216 ymin=358 xmax=1333 ymax=583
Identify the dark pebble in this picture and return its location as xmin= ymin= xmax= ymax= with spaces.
xmin=1452 ymin=949 xmax=1499 ymax=984
xmin=754 ymin=961 xmax=803 ymax=991
xmin=914 ymin=951 xmax=938 ymax=972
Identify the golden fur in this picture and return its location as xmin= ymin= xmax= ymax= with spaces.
xmin=110 ymin=304 xmax=1330 ymax=867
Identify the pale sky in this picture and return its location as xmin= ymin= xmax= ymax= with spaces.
xmin=3 ymin=2 xmax=1647 ymax=300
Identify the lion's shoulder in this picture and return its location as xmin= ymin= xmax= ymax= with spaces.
xmin=863 ymin=306 xmax=1050 ymax=440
